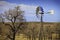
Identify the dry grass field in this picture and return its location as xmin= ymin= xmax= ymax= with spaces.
xmin=0 ymin=22 xmax=60 ymax=40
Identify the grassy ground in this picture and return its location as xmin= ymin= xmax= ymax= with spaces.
xmin=0 ymin=22 xmax=60 ymax=40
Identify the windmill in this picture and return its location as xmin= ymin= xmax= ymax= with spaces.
xmin=36 ymin=6 xmax=44 ymax=40
xmin=36 ymin=6 xmax=54 ymax=40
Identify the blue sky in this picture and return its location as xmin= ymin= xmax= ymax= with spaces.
xmin=0 ymin=0 xmax=60 ymax=22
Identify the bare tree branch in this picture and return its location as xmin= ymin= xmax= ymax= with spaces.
xmin=0 ymin=6 xmax=26 ymax=40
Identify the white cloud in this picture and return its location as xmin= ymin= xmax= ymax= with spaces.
xmin=0 ymin=1 xmax=18 ymax=13
xmin=0 ymin=1 xmax=39 ymax=22
xmin=0 ymin=1 xmax=18 ymax=6
xmin=0 ymin=1 xmax=9 ymax=6
xmin=19 ymin=4 xmax=37 ymax=15
xmin=0 ymin=1 xmax=37 ymax=13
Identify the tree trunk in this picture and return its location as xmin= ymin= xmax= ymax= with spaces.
xmin=12 ymin=32 xmax=15 ymax=40
xmin=32 ymin=37 xmax=33 ymax=40
xmin=33 ymin=36 xmax=36 ymax=40
xmin=59 ymin=33 xmax=60 ymax=40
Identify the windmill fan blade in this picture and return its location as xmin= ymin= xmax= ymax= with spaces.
xmin=36 ymin=6 xmax=40 ymax=17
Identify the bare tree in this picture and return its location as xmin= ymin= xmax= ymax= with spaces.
xmin=0 ymin=6 xmax=26 ymax=40
xmin=0 ymin=17 xmax=3 ymax=39
xmin=0 ymin=27 xmax=2 ymax=36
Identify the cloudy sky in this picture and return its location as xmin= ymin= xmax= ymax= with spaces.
xmin=0 ymin=0 xmax=60 ymax=22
